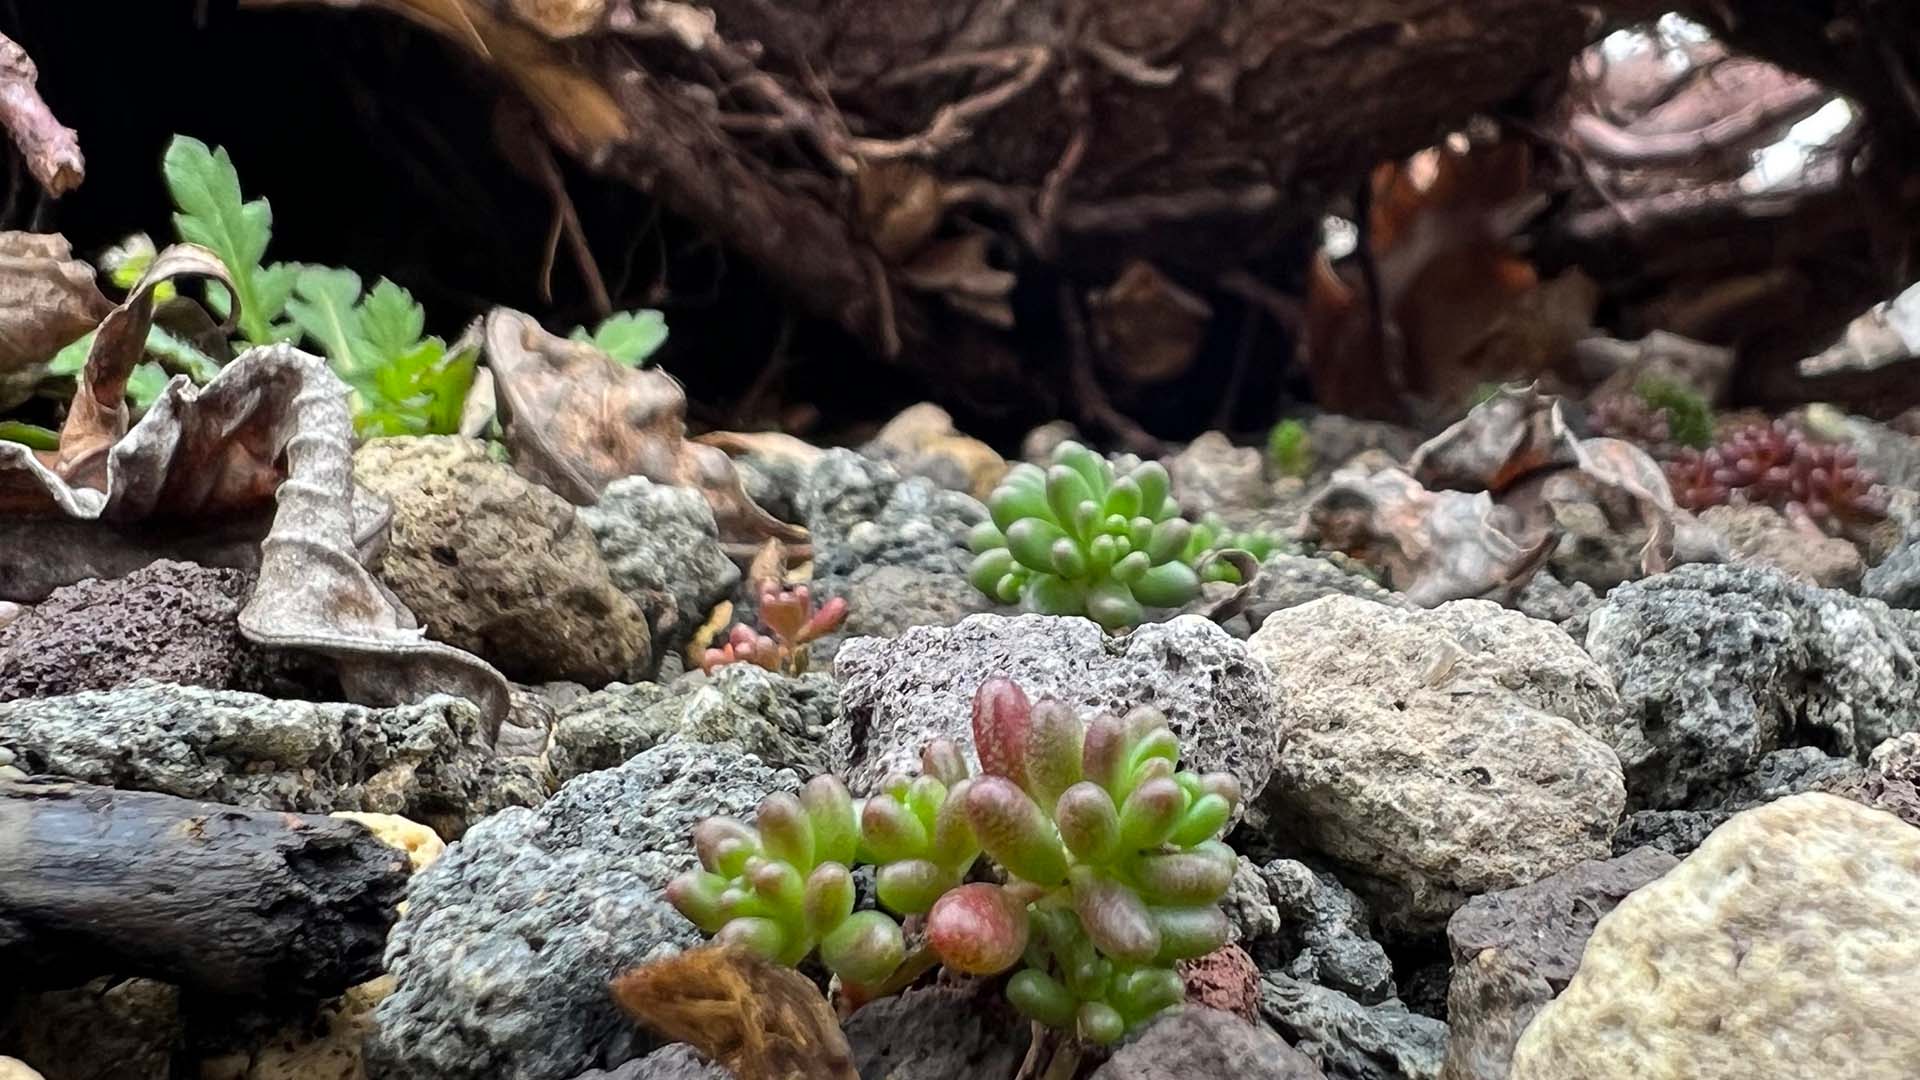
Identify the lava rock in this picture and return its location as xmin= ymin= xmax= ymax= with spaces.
xmin=1511 ymin=794 xmax=1920 ymax=1079
xmin=562 ymin=1045 xmax=727 ymax=1080
xmin=797 ymin=449 xmax=990 ymax=657
xmin=1178 ymin=945 xmax=1262 ymax=1023
xmin=550 ymin=664 xmax=840 ymax=782
xmin=1584 ymin=563 xmax=1920 ymax=808
xmin=834 ymin=612 xmax=1284 ymax=804
xmin=1440 ymin=848 xmax=1677 ymax=1080
xmin=861 ymin=402 xmax=1008 ymax=500
xmin=841 ymin=982 xmax=1031 ymax=1079
xmin=1864 ymin=530 xmax=1920 ymax=608
xmin=368 ymin=742 xmax=800 ymax=1080
xmin=1250 ymin=598 xmax=1624 ymax=932
xmin=1303 ymin=416 xmax=1421 ymax=480
xmin=0 ymin=681 xmax=540 ymax=837
xmin=1698 ymin=504 xmax=1864 ymax=589
xmin=1824 ymin=732 xmax=1920 ymax=829
xmin=581 ymin=477 xmax=740 ymax=659
xmin=1510 ymin=574 xmax=1600 ymax=645
xmin=1609 ymin=745 xmax=1864 ymax=857
xmin=1232 ymin=554 xmax=1407 ymax=637
xmin=1092 ymin=1007 xmax=1326 ymax=1079
xmin=1258 ymin=976 xmax=1446 ymax=1080
xmin=0 ymin=560 xmax=321 ymax=702
xmin=354 ymin=436 xmax=652 ymax=685
xmin=1247 ymin=860 xmax=1395 ymax=1005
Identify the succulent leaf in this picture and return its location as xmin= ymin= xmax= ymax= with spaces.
xmin=927 ymin=883 xmax=1031 ymax=975
xmin=966 ymin=776 xmax=1068 ymax=885
xmin=971 ymin=677 xmax=1033 ymax=785
xmin=1007 ymin=969 xmax=1078 ymax=1028
xmin=801 ymin=775 xmax=860 ymax=868
xmin=1149 ymin=904 xmax=1230 ymax=962
xmin=1076 ymin=1001 xmax=1127 ymax=1046
xmin=1055 ymin=781 xmax=1121 ymax=862
xmin=1070 ymin=866 xmax=1161 ymax=965
xmin=820 ymin=910 xmax=906 ymax=987
xmin=860 ymin=794 xmax=930 ymax=862
xmin=755 ymin=792 xmax=814 ymax=870
xmin=801 ymin=862 xmax=856 ymax=938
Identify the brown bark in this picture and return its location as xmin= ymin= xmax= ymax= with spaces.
xmin=0 ymin=779 xmax=409 ymax=998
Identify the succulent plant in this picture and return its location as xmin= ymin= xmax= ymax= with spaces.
xmin=1266 ymin=419 xmax=1314 ymax=479
xmin=1665 ymin=418 xmax=1888 ymax=535
xmin=666 ymin=678 xmax=1241 ymax=1046
xmin=701 ymin=584 xmax=847 ymax=675
xmin=968 ymin=441 xmax=1201 ymax=631
xmin=1588 ymin=378 xmax=1713 ymax=458
xmin=1182 ymin=516 xmax=1282 ymax=583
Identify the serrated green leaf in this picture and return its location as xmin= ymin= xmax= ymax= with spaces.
xmin=571 ymin=309 xmax=667 ymax=367
xmin=163 ymin=135 xmax=290 ymax=344
xmin=287 ymin=266 xmax=369 ymax=374
xmin=359 ymin=279 xmax=427 ymax=357
xmin=145 ymin=326 xmax=221 ymax=383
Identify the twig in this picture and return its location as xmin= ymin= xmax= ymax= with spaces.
xmin=0 ymin=31 xmax=82 ymax=196
xmin=849 ymin=47 xmax=1052 ymax=162
xmin=1566 ymin=79 xmax=1828 ymax=167
xmin=1059 ymin=281 xmax=1164 ymax=456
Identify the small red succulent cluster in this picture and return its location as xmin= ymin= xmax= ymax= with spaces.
xmin=700 ymin=585 xmax=848 ymax=676
xmin=1587 ymin=393 xmax=1680 ymax=460
xmin=1664 ymin=419 xmax=1889 ymax=534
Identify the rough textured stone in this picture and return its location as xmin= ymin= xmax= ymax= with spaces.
xmin=1511 ymin=574 xmax=1600 ymax=645
xmin=1233 ymin=554 xmax=1406 ymax=638
xmin=1699 ymin=504 xmax=1864 ymax=589
xmin=0 ymin=978 xmax=179 ymax=1080
xmin=1511 ymin=793 xmax=1920 ymax=1079
xmin=834 ymin=613 xmax=1284 ymax=802
xmin=354 ymin=436 xmax=651 ymax=685
xmin=581 ymin=477 xmax=739 ymax=659
xmin=861 ymin=402 xmax=1008 ymax=500
xmin=1825 ymin=732 xmax=1920 ymax=829
xmin=1304 ymin=416 xmax=1421 ymax=479
xmin=1864 ymin=530 xmax=1920 ymax=609
xmin=1178 ymin=945 xmax=1262 ymax=1023
xmin=1585 ymin=563 xmax=1920 ymax=808
xmin=1259 ymin=977 xmax=1446 ymax=1080
xmin=196 ymin=977 xmax=391 ymax=1080
xmin=841 ymin=983 xmax=1030 ymax=1080
xmin=0 ymin=681 xmax=540 ymax=837
xmin=550 ymin=665 xmax=840 ymax=782
xmin=368 ymin=743 xmax=800 ymax=1080
xmin=1611 ymin=745 xmax=1865 ymax=857
xmin=1166 ymin=432 xmax=1275 ymax=530
xmin=0 ymin=1058 xmax=43 ymax=1080
xmin=0 ymin=560 xmax=322 ymax=702
xmin=1440 ymin=848 xmax=1677 ymax=1080
xmin=797 ymin=450 xmax=990 ymax=657
xmin=1250 ymin=598 xmax=1625 ymax=931
xmin=562 ymin=1046 xmax=727 ymax=1080
xmin=1092 ymin=1007 xmax=1326 ymax=1080
xmin=1249 ymin=860 xmax=1395 ymax=1005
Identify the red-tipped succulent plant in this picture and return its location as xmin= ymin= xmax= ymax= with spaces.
xmin=700 ymin=584 xmax=849 ymax=676
xmin=1664 ymin=419 xmax=1888 ymax=535
xmin=666 ymin=677 xmax=1241 ymax=1046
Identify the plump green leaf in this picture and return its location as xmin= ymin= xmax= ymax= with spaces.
xmin=0 ymin=421 xmax=60 ymax=451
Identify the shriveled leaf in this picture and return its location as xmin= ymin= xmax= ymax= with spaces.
xmin=610 ymin=945 xmax=858 ymax=1080
xmin=0 ymin=231 xmax=112 ymax=410
xmin=485 ymin=307 xmax=804 ymax=547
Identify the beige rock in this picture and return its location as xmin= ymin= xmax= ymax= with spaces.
xmin=1511 ymin=793 xmax=1920 ymax=1079
xmin=330 ymin=812 xmax=446 ymax=872
xmin=1250 ymin=597 xmax=1624 ymax=931
xmin=197 ymin=977 xmax=392 ymax=1080
xmin=0 ymin=1057 xmax=46 ymax=1080
xmin=865 ymin=402 xmax=1007 ymax=499
xmin=1700 ymin=504 xmax=1863 ymax=590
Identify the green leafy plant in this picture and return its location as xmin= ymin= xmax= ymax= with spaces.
xmin=1636 ymin=377 xmax=1713 ymax=450
xmin=163 ymin=135 xmax=299 ymax=346
xmin=668 ymin=678 xmax=1240 ymax=1046
xmin=1181 ymin=516 xmax=1282 ymax=583
xmin=287 ymin=268 xmax=477 ymax=437
xmin=571 ymin=309 xmax=668 ymax=367
xmin=968 ymin=441 xmax=1200 ymax=631
xmin=1266 ymin=419 xmax=1314 ymax=479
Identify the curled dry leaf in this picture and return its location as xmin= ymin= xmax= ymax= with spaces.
xmin=1305 ymin=466 xmax=1554 ymax=606
xmin=0 ymin=231 xmax=111 ymax=410
xmin=486 ymin=307 xmax=806 ymax=548
xmin=610 ymin=945 xmax=858 ymax=1080
xmin=0 ymin=243 xmax=511 ymax=736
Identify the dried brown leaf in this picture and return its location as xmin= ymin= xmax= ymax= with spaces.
xmin=486 ymin=307 xmax=806 ymax=548
xmin=0 ymin=232 xmax=111 ymax=410
xmin=611 ymin=945 xmax=858 ymax=1080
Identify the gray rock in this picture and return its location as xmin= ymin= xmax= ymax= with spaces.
xmin=1237 ymin=554 xmax=1407 ymax=637
xmin=1698 ymin=504 xmax=1864 ymax=590
xmin=368 ymin=743 xmax=801 ymax=1080
xmin=1511 ymin=574 xmax=1600 ymax=645
xmin=0 ymin=680 xmax=540 ymax=837
xmin=841 ymin=983 xmax=1030 ymax=1080
xmin=1304 ymin=417 xmax=1421 ymax=480
xmin=1827 ymin=732 xmax=1920 ymax=829
xmin=1440 ymin=848 xmax=1677 ymax=1080
xmin=1610 ymin=746 xmax=1863 ymax=857
xmin=582 ymin=478 xmax=740 ymax=659
xmin=1092 ymin=1007 xmax=1326 ymax=1079
xmin=833 ymin=613 xmax=1283 ymax=803
xmin=1864 ymin=532 xmax=1920 ymax=609
xmin=1259 ymin=976 xmax=1446 ymax=1080
xmin=354 ymin=436 xmax=652 ymax=685
xmin=1250 ymin=598 xmax=1624 ymax=932
xmin=1166 ymin=432 xmax=1274 ymax=531
xmin=1585 ymin=563 xmax=1920 ymax=808
xmin=735 ymin=454 xmax=806 ymax=525
xmin=797 ymin=450 xmax=989 ymax=654
xmin=551 ymin=665 xmax=840 ymax=782
xmin=1255 ymin=861 xmax=1395 ymax=1005
xmin=563 ymin=1045 xmax=728 ymax=1080
xmin=0 ymin=560 xmax=324 ymax=703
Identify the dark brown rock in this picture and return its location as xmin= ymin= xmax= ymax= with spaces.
xmin=841 ymin=983 xmax=1029 ymax=1080
xmin=1440 ymin=847 xmax=1677 ymax=1080
xmin=1093 ymin=1007 xmax=1325 ymax=1079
